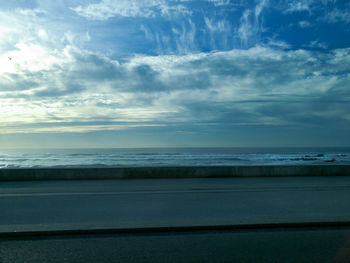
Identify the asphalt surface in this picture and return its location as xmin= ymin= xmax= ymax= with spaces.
xmin=2 ymin=227 xmax=350 ymax=263
xmin=1 ymin=176 xmax=350 ymax=232
xmin=2 ymin=176 xmax=350 ymax=262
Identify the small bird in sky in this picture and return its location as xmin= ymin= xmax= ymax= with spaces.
xmin=8 ymin=57 xmax=12 ymax=60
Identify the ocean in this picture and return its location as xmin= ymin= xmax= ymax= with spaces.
xmin=0 ymin=147 xmax=349 ymax=168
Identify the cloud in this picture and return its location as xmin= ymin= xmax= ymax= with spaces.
xmin=238 ymin=10 xmax=253 ymax=45
xmin=72 ymin=0 xmax=191 ymax=20
xmin=1 ymin=41 xmax=350 ymax=134
xmin=172 ymin=19 xmax=197 ymax=54
xmin=284 ymin=0 xmax=314 ymax=14
xmin=73 ymin=0 xmax=242 ymax=21
xmin=281 ymin=0 xmax=348 ymax=22
xmin=204 ymin=17 xmax=232 ymax=50
xmin=262 ymin=38 xmax=291 ymax=49
xmin=2 ymin=121 xmax=164 ymax=134
xmin=322 ymin=8 xmax=350 ymax=23
xmin=306 ymin=40 xmax=328 ymax=49
xmin=1 ymin=0 xmax=350 ymax=148
xmin=17 ymin=8 xmax=46 ymax=17
xmin=207 ymin=0 xmax=231 ymax=6
xmin=1 ymin=0 xmax=349 ymax=137
xmin=139 ymin=18 xmax=200 ymax=55
xmin=237 ymin=0 xmax=268 ymax=47
xmin=298 ymin=20 xmax=312 ymax=28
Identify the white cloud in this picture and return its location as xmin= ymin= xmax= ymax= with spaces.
xmin=173 ymin=19 xmax=197 ymax=54
xmin=205 ymin=17 xmax=227 ymax=33
xmin=16 ymin=8 xmax=46 ymax=17
xmin=37 ymin=29 xmax=49 ymax=41
xmin=306 ymin=40 xmax=328 ymax=49
xmin=72 ymin=0 xmax=191 ymax=20
xmin=323 ymin=8 xmax=350 ymax=23
xmin=140 ymin=18 xmax=199 ymax=54
xmin=262 ymin=38 xmax=291 ymax=49
xmin=255 ymin=0 xmax=268 ymax=18
xmin=237 ymin=0 xmax=268 ymax=47
xmin=282 ymin=0 xmax=343 ymax=17
xmin=207 ymin=0 xmax=231 ymax=6
xmin=4 ymin=42 xmax=63 ymax=73
xmin=205 ymin=17 xmax=231 ymax=49
xmin=2 ymin=43 xmax=350 ymax=133
xmin=206 ymin=0 xmax=246 ymax=8
xmin=238 ymin=10 xmax=253 ymax=45
xmin=299 ymin=20 xmax=312 ymax=28
xmin=140 ymin=25 xmax=154 ymax=41
xmin=284 ymin=0 xmax=314 ymax=14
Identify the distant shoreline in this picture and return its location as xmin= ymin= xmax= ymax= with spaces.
xmin=1 ymin=165 xmax=350 ymax=181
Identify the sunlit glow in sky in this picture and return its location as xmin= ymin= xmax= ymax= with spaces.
xmin=0 ymin=0 xmax=350 ymax=148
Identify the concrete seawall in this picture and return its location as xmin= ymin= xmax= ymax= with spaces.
xmin=0 ymin=165 xmax=350 ymax=181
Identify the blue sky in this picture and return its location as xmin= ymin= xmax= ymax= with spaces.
xmin=0 ymin=0 xmax=350 ymax=148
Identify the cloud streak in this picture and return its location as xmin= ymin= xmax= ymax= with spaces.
xmin=238 ymin=0 xmax=268 ymax=47
xmin=72 ymin=0 xmax=191 ymax=20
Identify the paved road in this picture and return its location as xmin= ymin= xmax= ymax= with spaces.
xmin=1 ymin=176 xmax=350 ymax=232
xmin=2 ymin=176 xmax=350 ymax=262
xmin=2 ymin=227 xmax=350 ymax=263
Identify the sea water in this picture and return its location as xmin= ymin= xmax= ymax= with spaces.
xmin=0 ymin=147 xmax=350 ymax=168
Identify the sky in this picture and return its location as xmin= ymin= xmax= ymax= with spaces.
xmin=0 ymin=0 xmax=350 ymax=148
